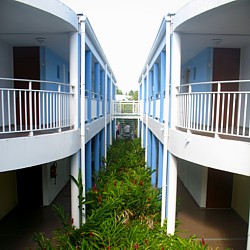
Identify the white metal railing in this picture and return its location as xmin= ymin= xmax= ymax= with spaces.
xmin=177 ymin=80 xmax=250 ymax=138
xmin=0 ymin=77 xmax=73 ymax=136
xmin=113 ymin=101 xmax=140 ymax=116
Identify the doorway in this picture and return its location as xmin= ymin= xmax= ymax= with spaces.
xmin=13 ymin=47 xmax=40 ymax=129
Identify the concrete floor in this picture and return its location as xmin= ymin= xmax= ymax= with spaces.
xmin=177 ymin=180 xmax=248 ymax=250
xmin=0 ymin=180 xmax=248 ymax=250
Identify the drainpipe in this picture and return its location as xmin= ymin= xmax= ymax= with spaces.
xmin=79 ymin=15 xmax=86 ymax=225
xmin=104 ymin=64 xmax=108 ymax=159
xmin=161 ymin=15 xmax=172 ymax=227
xmin=145 ymin=65 xmax=149 ymax=163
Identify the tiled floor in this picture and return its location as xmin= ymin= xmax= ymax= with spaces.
xmin=0 ymin=180 xmax=248 ymax=250
xmin=176 ymin=180 xmax=248 ymax=250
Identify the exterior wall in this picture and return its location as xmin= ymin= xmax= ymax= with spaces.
xmin=177 ymin=159 xmax=207 ymax=207
xmin=181 ymin=48 xmax=213 ymax=85
xmin=0 ymin=171 xmax=17 ymax=220
xmin=42 ymin=157 xmax=70 ymax=206
xmin=232 ymin=174 xmax=250 ymax=222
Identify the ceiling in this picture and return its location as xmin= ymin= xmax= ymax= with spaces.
xmin=175 ymin=0 xmax=250 ymax=64
xmin=0 ymin=0 xmax=77 ymax=61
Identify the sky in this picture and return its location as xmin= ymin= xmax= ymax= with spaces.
xmin=60 ymin=0 xmax=190 ymax=93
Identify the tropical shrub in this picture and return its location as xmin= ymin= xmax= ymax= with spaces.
xmin=33 ymin=138 xmax=208 ymax=249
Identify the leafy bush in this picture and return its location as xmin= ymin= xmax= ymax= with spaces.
xmin=33 ymin=138 xmax=207 ymax=249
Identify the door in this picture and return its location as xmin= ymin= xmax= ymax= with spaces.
xmin=212 ymin=48 xmax=240 ymax=128
xmin=206 ymin=168 xmax=233 ymax=208
xmin=16 ymin=165 xmax=43 ymax=209
xmin=13 ymin=47 xmax=40 ymax=129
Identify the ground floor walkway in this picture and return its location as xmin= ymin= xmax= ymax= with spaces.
xmin=177 ymin=180 xmax=248 ymax=250
xmin=0 ymin=180 xmax=248 ymax=250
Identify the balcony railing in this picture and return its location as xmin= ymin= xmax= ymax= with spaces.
xmin=176 ymin=80 xmax=250 ymax=139
xmin=0 ymin=77 xmax=74 ymax=137
xmin=113 ymin=101 xmax=140 ymax=116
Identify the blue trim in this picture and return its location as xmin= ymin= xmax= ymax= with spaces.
xmin=157 ymin=141 xmax=163 ymax=188
xmin=85 ymin=140 xmax=92 ymax=190
xmin=95 ymin=63 xmax=100 ymax=118
xmin=94 ymin=133 xmax=100 ymax=173
xmin=151 ymin=134 xmax=157 ymax=186
xmin=153 ymin=63 xmax=159 ymax=119
xmin=160 ymin=51 xmax=166 ymax=123
xmin=85 ymin=50 xmax=92 ymax=123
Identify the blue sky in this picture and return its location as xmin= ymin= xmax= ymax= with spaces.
xmin=60 ymin=0 xmax=190 ymax=93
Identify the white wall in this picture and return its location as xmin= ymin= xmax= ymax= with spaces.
xmin=42 ymin=157 xmax=71 ymax=206
xmin=177 ymin=159 xmax=207 ymax=207
xmin=239 ymin=44 xmax=250 ymax=127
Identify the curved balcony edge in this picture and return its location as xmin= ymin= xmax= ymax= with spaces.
xmin=0 ymin=129 xmax=80 ymax=172
xmin=169 ymin=129 xmax=250 ymax=177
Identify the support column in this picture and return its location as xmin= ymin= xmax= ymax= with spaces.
xmin=94 ymin=133 xmax=100 ymax=173
xmin=86 ymin=50 xmax=92 ymax=123
xmin=166 ymin=153 xmax=177 ymax=234
xmin=85 ymin=140 xmax=92 ymax=191
xmin=158 ymin=141 xmax=163 ymax=188
xmin=145 ymin=66 xmax=149 ymax=163
xmin=153 ymin=63 xmax=159 ymax=119
xmin=69 ymin=28 xmax=80 ymax=227
xmin=151 ymin=134 xmax=157 ymax=186
xmin=79 ymin=16 xmax=86 ymax=225
xmin=149 ymin=70 xmax=153 ymax=117
xmin=104 ymin=65 xmax=108 ymax=159
xmin=101 ymin=70 xmax=105 ymax=117
xmin=147 ymin=129 xmax=152 ymax=168
xmin=160 ymin=51 xmax=166 ymax=123
xmin=100 ymin=128 xmax=105 ymax=166
xmin=95 ymin=63 xmax=100 ymax=118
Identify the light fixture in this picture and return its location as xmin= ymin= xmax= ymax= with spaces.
xmin=211 ymin=38 xmax=222 ymax=46
xmin=36 ymin=37 xmax=47 ymax=44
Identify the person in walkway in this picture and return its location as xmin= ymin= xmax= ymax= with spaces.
xmin=116 ymin=123 xmax=120 ymax=138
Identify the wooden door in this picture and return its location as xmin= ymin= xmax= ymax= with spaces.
xmin=212 ymin=48 xmax=240 ymax=128
xmin=13 ymin=47 xmax=40 ymax=128
xmin=206 ymin=168 xmax=233 ymax=208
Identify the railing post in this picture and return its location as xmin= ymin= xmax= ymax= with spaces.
xmin=58 ymin=84 xmax=61 ymax=132
xmin=29 ymin=81 xmax=33 ymax=136
xmin=215 ymin=82 xmax=221 ymax=138
xmin=188 ymin=84 xmax=192 ymax=132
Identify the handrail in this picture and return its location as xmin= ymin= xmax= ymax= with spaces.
xmin=176 ymin=80 xmax=250 ymax=139
xmin=0 ymin=77 xmax=73 ymax=137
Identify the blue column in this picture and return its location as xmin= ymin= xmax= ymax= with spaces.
xmin=147 ymin=129 xmax=152 ymax=167
xmin=107 ymin=123 xmax=110 ymax=147
xmin=160 ymin=51 xmax=166 ymax=123
xmin=95 ymin=63 xmax=100 ymax=118
xmin=85 ymin=51 xmax=92 ymax=123
xmin=143 ymin=124 xmax=146 ymax=148
xmin=101 ymin=70 xmax=105 ymax=117
xmin=153 ymin=63 xmax=159 ymax=119
xmin=100 ymin=128 xmax=105 ymax=166
xmin=107 ymin=77 xmax=110 ymax=114
xmin=85 ymin=140 xmax=92 ymax=190
xmin=149 ymin=71 xmax=153 ymax=116
xmin=151 ymin=134 xmax=157 ymax=186
xmin=157 ymin=141 xmax=163 ymax=188
xmin=94 ymin=133 xmax=100 ymax=173
xmin=144 ymin=78 xmax=147 ymax=114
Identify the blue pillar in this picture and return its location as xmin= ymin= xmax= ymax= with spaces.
xmin=143 ymin=124 xmax=146 ymax=148
xmin=151 ymin=134 xmax=157 ymax=186
xmin=94 ymin=133 xmax=100 ymax=173
xmin=100 ymin=128 xmax=105 ymax=166
xmin=85 ymin=140 xmax=92 ymax=190
xmin=149 ymin=71 xmax=153 ymax=116
xmin=107 ymin=77 xmax=110 ymax=114
xmin=144 ymin=78 xmax=147 ymax=114
xmin=85 ymin=51 xmax=92 ymax=123
xmin=95 ymin=63 xmax=100 ymax=118
xmin=101 ymin=70 xmax=105 ymax=117
xmin=153 ymin=63 xmax=159 ymax=119
xmin=147 ymin=130 xmax=152 ymax=167
xmin=157 ymin=141 xmax=163 ymax=188
xmin=107 ymin=123 xmax=110 ymax=147
xmin=160 ymin=51 xmax=166 ymax=123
